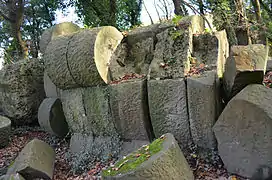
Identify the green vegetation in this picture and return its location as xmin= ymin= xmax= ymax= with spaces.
xmin=102 ymin=136 xmax=165 ymax=177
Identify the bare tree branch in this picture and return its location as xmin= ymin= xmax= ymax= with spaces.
xmin=143 ymin=1 xmax=154 ymax=24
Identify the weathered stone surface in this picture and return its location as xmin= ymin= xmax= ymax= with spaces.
xmin=109 ymin=24 xmax=174 ymax=81
xmin=223 ymin=44 xmax=269 ymax=100
xmin=0 ymin=116 xmax=11 ymax=148
xmin=187 ymin=71 xmax=219 ymax=149
xmin=0 ymin=174 xmax=25 ymax=180
xmin=148 ymin=79 xmax=191 ymax=147
xmin=148 ymin=27 xmax=190 ymax=80
xmin=44 ymin=72 xmax=59 ymax=98
xmin=69 ymin=133 xmax=121 ymax=173
xmin=109 ymin=80 xmax=152 ymax=141
xmin=213 ymin=85 xmax=272 ymax=178
xmin=0 ymin=59 xmax=45 ymax=125
xmin=40 ymin=22 xmax=81 ymax=54
xmin=193 ymin=30 xmax=229 ymax=78
xmin=60 ymin=86 xmax=117 ymax=137
xmin=119 ymin=140 xmax=150 ymax=157
xmin=7 ymin=139 xmax=55 ymax=180
xmin=38 ymin=98 xmax=68 ymax=137
xmin=103 ymin=133 xmax=194 ymax=180
xmin=44 ymin=27 xmax=123 ymax=89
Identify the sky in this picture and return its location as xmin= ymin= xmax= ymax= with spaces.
xmin=0 ymin=0 xmax=175 ymax=69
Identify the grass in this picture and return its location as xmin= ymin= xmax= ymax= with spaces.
xmin=102 ymin=136 xmax=166 ymax=177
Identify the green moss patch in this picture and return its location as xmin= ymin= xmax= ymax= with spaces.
xmin=102 ymin=135 xmax=166 ymax=177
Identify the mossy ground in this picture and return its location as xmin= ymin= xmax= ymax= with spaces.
xmin=102 ymin=136 xmax=166 ymax=177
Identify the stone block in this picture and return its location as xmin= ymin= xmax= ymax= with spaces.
xmin=213 ymin=84 xmax=272 ymax=178
xmin=7 ymin=139 xmax=55 ymax=180
xmin=109 ymin=80 xmax=152 ymax=141
xmin=102 ymin=133 xmax=194 ymax=180
xmin=0 ymin=174 xmax=25 ymax=180
xmin=187 ymin=71 xmax=219 ymax=149
xmin=0 ymin=59 xmax=45 ymax=125
xmin=223 ymin=44 xmax=268 ymax=100
xmin=60 ymin=86 xmax=117 ymax=137
xmin=38 ymin=98 xmax=68 ymax=137
xmin=148 ymin=79 xmax=191 ymax=147
xmin=0 ymin=116 xmax=11 ymax=148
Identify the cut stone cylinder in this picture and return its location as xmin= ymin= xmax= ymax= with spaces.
xmin=0 ymin=116 xmax=11 ymax=148
xmin=44 ymin=26 xmax=123 ymax=89
xmin=147 ymin=79 xmax=191 ymax=148
xmin=7 ymin=139 xmax=55 ymax=180
xmin=40 ymin=22 xmax=81 ymax=54
xmin=102 ymin=133 xmax=194 ymax=180
xmin=213 ymin=85 xmax=272 ymax=178
xmin=38 ymin=98 xmax=68 ymax=137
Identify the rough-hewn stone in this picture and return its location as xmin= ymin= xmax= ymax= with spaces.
xmin=69 ymin=133 xmax=121 ymax=173
xmin=109 ymin=24 xmax=174 ymax=81
xmin=0 ymin=58 xmax=45 ymax=125
xmin=213 ymin=85 xmax=272 ymax=178
xmin=0 ymin=116 xmax=11 ymax=148
xmin=148 ymin=79 xmax=191 ymax=147
xmin=187 ymin=71 xmax=219 ymax=149
xmin=44 ymin=72 xmax=59 ymax=98
xmin=119 ymin=140 xmax=150 ymax=157
xmin=103 ymin=133 xmax=194 ymax=180
xmin=109 ymin=80 xmax=152 ymax=141
xmin=38 ymin=98 xmax=68 ymax=137
xmin=0 ymin=174 xmax=25 ymax=180
xmin=193 ymin=30 xmax=229 ymax=78
xmin=60 ymin=86 xmax=117 ymax=137
xmin=7 ymin=139 xmax=55 ymax=180
xmin=267 ymin=60 xmax=272 ymax=72
xmin=223 ymin=44 xmax=269 ymax=100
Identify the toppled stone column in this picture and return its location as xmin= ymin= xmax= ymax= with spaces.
xmin=7 ymin=139 xmax=55 ymax=180
xmin=148 ymin=79 xmax=191 ymax=148
xmin=44 ymin=72 xmax=60 ymax=98
xmin=213 ymin=85 xmax=272 ymax=178
xmin=187 ymin=71 xmax=220 ymax=149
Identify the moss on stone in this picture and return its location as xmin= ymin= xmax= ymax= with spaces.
xmin=102 ymin=136 xmax=165 ymax=177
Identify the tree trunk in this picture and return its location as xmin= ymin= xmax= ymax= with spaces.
xmin=251 ymin=0 xmax=262 ymax=23
xmin=109 ymin=0 xmax=117 ymax=27
xmin=197 ymin=0 xmax=204 ymax=14
xmin=173 ymin=0 xmax=183 ymax=15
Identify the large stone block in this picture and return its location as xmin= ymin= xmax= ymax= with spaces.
xmin=187 ymin=71 xmax=220 ymax=149
xmin=7 ymin=139 xmax=55 ymax=180
xmin=109 ymin=24 xmax=174 ymax=81
xmin=213 ymin=85 xmax=272 ymax=178
xmin=193 ymin=30 xmax=229 ymax=78
xmin=0 ymin=116 xmax=11 ymax=148
xmin=102 ymin=133 xmax=194 ymax=180
xmin=60 ymin=86 xmax=117 ymax=137
xmin=148 ymin=79 xmax=191 ymax=147
xmin=38 ymin=98 xmax=68 ymax=137
xmin=223 ymin=44 xmax=269 ymax=100
xmin=109 ymin=80 xmax=152 ymax=141
xmin=0 ymin=59 xmax=45 ymax=125
xmin=0 ymin=174 xmax=25 ymax=180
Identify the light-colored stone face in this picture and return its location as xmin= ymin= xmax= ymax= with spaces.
xmin=231 ymin=44 xmax=268 ymax=71
xmin=0 ymin=116 xmax=11 ymax=128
